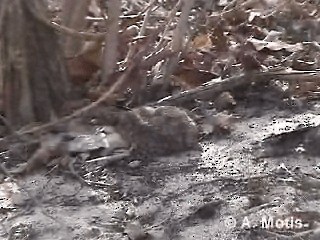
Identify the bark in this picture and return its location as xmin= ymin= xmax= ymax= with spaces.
xmin=60 ymin=0 xmax=90 ymax=57
xmin=101 ymin=0 xmax=121 ymax=84
xmin=0 ymin=0 xmax=69 ymax=128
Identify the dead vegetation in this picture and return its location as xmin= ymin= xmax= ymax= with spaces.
xmin=1 ymin=0 xmax=320 ymax=239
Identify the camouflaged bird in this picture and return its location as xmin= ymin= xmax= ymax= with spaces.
xmin=86 ymin=105 xmax=201 ymax=157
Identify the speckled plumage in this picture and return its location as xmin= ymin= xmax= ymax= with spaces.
xmin=86 ymin=106 xmax=201 ymax=156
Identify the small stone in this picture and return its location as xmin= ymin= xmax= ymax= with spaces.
xmin=124 ymin=222 xmax=149 ymax=240
xmin=128 ymin=160 xmax=141 ymax=168
xmin=214 ymin=91 xmax=236 ymax=111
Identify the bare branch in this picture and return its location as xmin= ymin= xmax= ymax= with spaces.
xmin=142 ymin=48 xmax=173 ymax=69
xmin=171 ymin=0 xmax=195 ymax=53
xmin=154 ymin=0 xmax=183 ymax=52
xmin=154 ymin=70 xmax=320 ymax=106
xmin=139 ymin=0 xmax=157 ymax=37
xmin=122 ymin=0 xmax=156 ymax=68
xmin=30 ymin=8 xmax=108 ymax=41
xmin=101 ymin=0 xmax=121 ymax=85
xmin=161 ymin=0 xmax=195 ymax=84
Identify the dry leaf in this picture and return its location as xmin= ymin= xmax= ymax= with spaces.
xmin=173 ymin=67 xmax=219 ymax=89
xmin=210 ymin=24 xmax=229 ymax=51
xmin=248 ymin=38 xmax=303 ymax=52
xmin=67 ymin=56 xmax=100 ymax=85
xmin=67 ymin=40 xmax=103 ymax=85
xmin=192 ymin=33 xmax=212 ymax=50
xmin=238 ymin=52 xmax=263 ymax=72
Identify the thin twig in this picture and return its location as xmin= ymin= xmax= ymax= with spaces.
xmin=171 ymin=0 xmax=194 ymax=53
xmin=160 ymin=0 xmax=195 ymax=88
xmin=139 ymin=0 xmax=157 ymax=37
xmin=86 ymin=150 xmax=130 ymax=164
xmin=154 ymin=0 xmax=183 ymax=52
xmin=122 ymin=0 xmax=156 ymax=69
xmin=31 ymin=7 xmax=107 ymax=41
xmin=50 ymin=22 xmax=107 ymax=41
xmin=142 ymin=48 xmax=173 ymax=69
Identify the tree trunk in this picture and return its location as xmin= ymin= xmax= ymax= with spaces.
xmin=0 ymin=0 xmax=70 ymax=128
xmin=60 ymin=0 xmax=90 ymax=57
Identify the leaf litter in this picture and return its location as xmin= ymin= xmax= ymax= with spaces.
xmin=2 ymin=0 xmax=320 ymax=239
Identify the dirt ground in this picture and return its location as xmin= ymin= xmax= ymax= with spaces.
xmin=1 ymin=94 xmax=320 ymax=240
xmin=2 ymin=0 xmax=320 ymax=239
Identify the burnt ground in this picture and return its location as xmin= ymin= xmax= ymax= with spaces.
xmin=1 ymin=90 xmax=320 ymax=240
xmin=3 ymin=0 xmax=320 ymax=239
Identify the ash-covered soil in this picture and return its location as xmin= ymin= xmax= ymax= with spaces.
xmin=2 ymin=99 xmax=320 ymax=240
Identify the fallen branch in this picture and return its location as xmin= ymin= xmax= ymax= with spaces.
xmin=152 ymin=70 xmax=320 ymax=106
